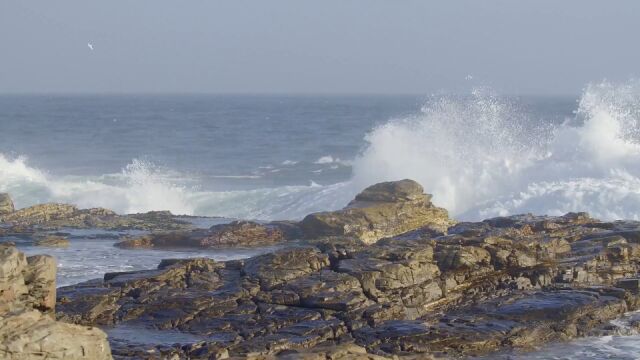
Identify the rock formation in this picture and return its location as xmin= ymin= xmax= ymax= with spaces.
xmin=6 ymin=180 xmax=640 ymax=358
xmin=0 ymin=193 xmax=13 ymax=216
xmin=55 ymin=204 xmax=640 ymax=358
xmin=115 ymin=220 xmax=297 ymax=249
xmin=0 ymin=200 xmax=191 ymax=233
xmin=300 ymin=179 xmax=454 ymax=244
xmin=0 ymin=244 xmax=112 ymax=359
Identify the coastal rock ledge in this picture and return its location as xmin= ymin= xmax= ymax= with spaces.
xmin=52 ymin=180 xmax=640 ymax=359
xmin=0 ymin=244 xmax=112 ymax=360
xmin=301 ymin=179 xmax=454 ymax=244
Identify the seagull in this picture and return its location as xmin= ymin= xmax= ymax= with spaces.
xmin=87 ymin=42 xmax=94 ymax=51
xmin=465 ymin=74 xmax=473 ymax=80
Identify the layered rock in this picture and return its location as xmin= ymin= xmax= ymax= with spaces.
xmin=0 ymin=193 xmax=14 ymax=216
xmin=300 ymin=179 xmax=453 ymax=244
xmin=0 ymin=199 xmax=191 ymax=232
xmin=115 ymin=220 xmax=296 ymax=249
xmin=0 ymin=245 xmax=112 ymax=359
xmin=55 ymin=209 xmax=640 ymax=358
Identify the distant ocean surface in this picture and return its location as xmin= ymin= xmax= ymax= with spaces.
xmin=3 ymin=81 xmax=640 ymax=222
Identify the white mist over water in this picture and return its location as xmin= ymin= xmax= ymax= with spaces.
xmin=352 ymin=80 xmax=640 ymax=220
xmin=3 ymin=80 xmax=640 ymax=221
xmin=0 ymin=155 xmax=350 ymax=220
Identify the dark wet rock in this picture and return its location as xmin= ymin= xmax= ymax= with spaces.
xmin=300 ymin=179 xmax=454 ymax=244
xmin=0 ymin=193 xmax=14 ymax=216
xmin=41 ymin=183 xmax=640 ymax=358
xmin=244 ymin=247 xmax=330 ymax=290
xmin=115 ymin=220 xmax=295 ymax=249
xmin=56 ymin=208 xmax=640 ymax=358
xmin=354 ymin=289 xmax=627 ymax=356
xmin=0 ymin=245 xmax=112 ymax=359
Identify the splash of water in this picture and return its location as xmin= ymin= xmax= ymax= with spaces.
xmin=3 ymin=80 xmax=640 ymax=221
xmin=351 ymin=88 xmax=550 ymax=215
xmin=0 ymin=154 xmax=349 ymax=219
xmin=352 ymin=80 xmax=640 ymax=221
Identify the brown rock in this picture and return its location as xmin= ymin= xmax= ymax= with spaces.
xmin=115 ymin=221 xmax=292 ymax=249
xmin=0 ymin=310 xmax=112 ymax=360
xmin=0 ymin=245 xmax=113 ymax=359
xmin=300 ymin=179 xmax=454 ymax=244
xmin=200 ymin=221 xmax=286 ymax=247
xmin=0 ymin=193 xmax=14 ymax=216
xmin=34 ymin=235 xmax=70 ymax=248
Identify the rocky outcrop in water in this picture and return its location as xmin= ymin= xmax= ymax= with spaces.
xmin=115 ymin=220 xmax=297 ymax=249
xmin=0 ymin=244 xmax=112 ymax=359
xmin=0 ymin=201 xmax=192 ymax=233
xmin=300 ymin=179 xmax=454 ymax=244
xmin=55 ymin=198 xmax=640 ymax=359
xmin=0 ymin=194 xmax=13 ymax=216
xmin=34 ymin=235 xmax=70 ymax=248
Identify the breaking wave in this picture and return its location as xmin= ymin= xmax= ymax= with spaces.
xmin=352 ymin=80 xmax=640 ymax=220
xmin=0 ymin=156 xmax=351 ymax=220
xmin=3 ymin=80 xmax=640 ymax=221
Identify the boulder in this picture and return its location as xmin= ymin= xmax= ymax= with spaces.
xmin=0 ymin=310 xmax=112 ymax=360
xmin=300 ymin=179 xmax=454 ymax=244
xmin=0 ymin=193 xmax=14 ymax=216
xmin=0 ymin=245 xmax=112 ymax=359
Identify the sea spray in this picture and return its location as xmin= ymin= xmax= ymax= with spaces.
xmin=352 ymin=80 xmax=640 ymax=221
xmin=0 ymin=154 xmax=351 ymax=219
xmin=351 ymin=88 xmax=550 ymax=215
xmin=3 ymin=81 xmax=640 ymax=221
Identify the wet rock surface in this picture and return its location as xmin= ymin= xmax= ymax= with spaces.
xmin=115 ymin=220 xmax=295 ymax=249
xmin=0 ymin=244 xmax=112 ymax=359
xmin=7 ymin=180 xmax=640 ymax=358
xmin=55 ymin=207 xmax=640 ymax=359
xmin=300 ymin=179 xmax=454 ymax=244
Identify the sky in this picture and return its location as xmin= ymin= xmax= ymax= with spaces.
xmin=1 ymin=1 xmax=639 ymax=95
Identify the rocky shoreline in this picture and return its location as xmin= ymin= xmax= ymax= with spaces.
xmin=3 ymin=179 xmax=640 ymax=358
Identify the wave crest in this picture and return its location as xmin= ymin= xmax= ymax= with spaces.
xmin=352 ymin=80 xmax=640 ymax=221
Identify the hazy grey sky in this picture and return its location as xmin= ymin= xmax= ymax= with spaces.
xmin=1 ymin=1 xmax=639 ymax=95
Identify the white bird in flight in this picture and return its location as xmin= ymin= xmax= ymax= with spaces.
xmin=87 ymin=42 xmax=94 ymax=51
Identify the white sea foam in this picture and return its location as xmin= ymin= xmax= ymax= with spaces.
xmin=351 ymin=80 xmax=640 ymax=221
xmin=0 ymin=155 xmax=351 ymax=220
xmin=3 ymin=80 xmax=640 ymax=222
xmin=314 ymin=155 xmax=351 ymax=166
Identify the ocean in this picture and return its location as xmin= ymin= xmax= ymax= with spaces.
xmin=4 ymin=81 xmax=640 ymax=358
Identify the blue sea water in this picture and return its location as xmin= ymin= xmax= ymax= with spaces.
xmin=0 ymin=93 xmax=579 ymax=220
xmin=4 ymin=83 xmax=640 ymax=358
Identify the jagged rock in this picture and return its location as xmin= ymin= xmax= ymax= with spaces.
xmin=34 ymin=235 xmax=70 ymax=248
xmin=0 ymin=310 xmax=112 ymax=360
xmin=353 ymin=289 xmax=627 ymax=356
xmin=0 ymin=245 xmax=112 ymax=359
xmin=115 ymin=220 xmax=291 ymax=249
xmin=0 ymin=193 xmax=14 ymax=216
xmin=0 ymin=203 xmax=191 ymax=232
xmin=300 ymin=179 xmax=454 ymax=244
xmin=26 ymin=182 xmax=640 ymax=358
xmin=55 ymin=207 xmax=640 ymax=359
xmin=244 ymin=247 xmax=330 ymax=290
